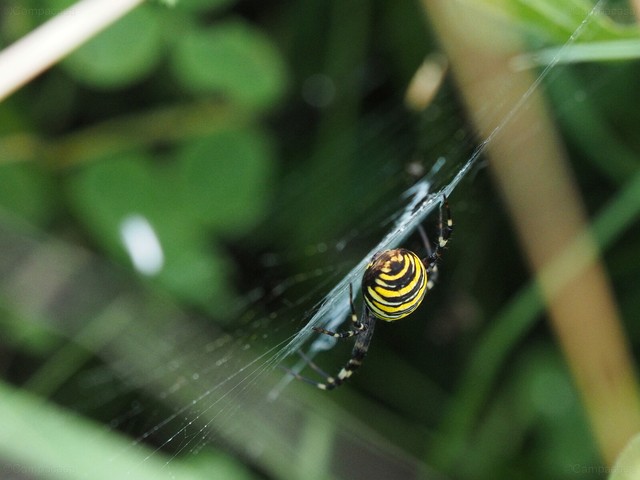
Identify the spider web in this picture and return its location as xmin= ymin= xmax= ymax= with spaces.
xmin=0 ymin=2 xmax=619 ymax=479
xmin=268 ymin=0 xmax=602 ymax=396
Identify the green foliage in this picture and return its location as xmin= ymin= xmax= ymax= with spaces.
xmin=0 ymin=163 xmax=54 ymax=225
xmin=177 ymin=128 xmax=274 ymax=233
xmin=173 ymin=0 xmax=237 ymax=12
xmin=61 ymin=6 xmax=164 ymax=88
xmin=1 ymin=0 xmax=287 ymax=314
xmin=37 ymin=0 xmax=286 ymax=103
xmin=67 ymin=136 xmax=270 ymax=312
xmin=1 ymin=0 xmax=640 ymax=480
xmin=171 ymin=21 xmax=288 ymax=109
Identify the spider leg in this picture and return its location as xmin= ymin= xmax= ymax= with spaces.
xmin=417 ymin=224 xmax=438 ymax=290
xmin=421 ymin=194 xmax=453 ymax=290
xmin=438 ymin=194 xmax=454 ymax=248
xmin=299 ymin=312 xmax=376 ymax=390
xmin=317 ymin=313 xmax=376 ymax=390
xmin=313 ymin=283 xmax=365 ymax=338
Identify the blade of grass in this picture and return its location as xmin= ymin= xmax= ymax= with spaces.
xmin=0 ymin=379 xmax=245 ymax=480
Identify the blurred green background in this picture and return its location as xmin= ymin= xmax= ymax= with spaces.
xmin=1 ymin=0 xmax=640 ymax=479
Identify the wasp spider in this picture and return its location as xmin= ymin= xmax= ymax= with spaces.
xmin=290 ymin=195 xmax=453 ymax=390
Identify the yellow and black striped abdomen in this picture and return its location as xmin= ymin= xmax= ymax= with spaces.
xmin=362 ymin=248 xmax=427 ymax=321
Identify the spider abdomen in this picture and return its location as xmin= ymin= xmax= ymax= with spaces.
xmin=362 ymin=248 xmax=427 ymax=321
